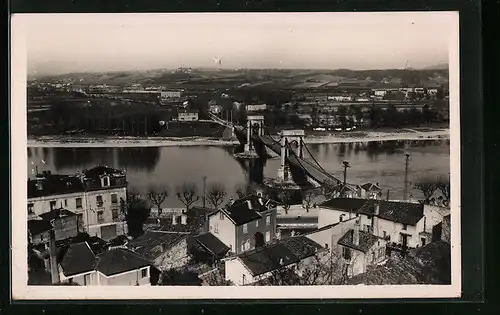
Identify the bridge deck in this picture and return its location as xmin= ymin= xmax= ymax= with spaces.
xmin=214 ymin=116 xmax=341 ymax=184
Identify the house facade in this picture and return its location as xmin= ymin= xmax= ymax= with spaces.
xmin=337 ymin=221 xmax=387 ymax=277
xmin=207 ymin=196 xmax=278 ymax=254
xmin=27 ymin=167 xmax=128 ymax=241
xmin=39 ymin=208 xmax=79 ymax=241
xmin=317 ymin=198 xmax=427 ymax=249
xmin=58 ymin=244 xmax=152 ymax=286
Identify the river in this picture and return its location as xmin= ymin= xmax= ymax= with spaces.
xmin=27 ymin=139 xmax=450 ymax=207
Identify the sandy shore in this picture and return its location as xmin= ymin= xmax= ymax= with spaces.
xmin=27 ymin=129 xmax=449 ymax=148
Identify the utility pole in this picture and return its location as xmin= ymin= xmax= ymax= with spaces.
xmin=202 ymin=175 xmax=207 ymax=208
xmin=403 ymin=154 xmax=410 ymax=201
xmin=342 ymin=161 xmax=350 ymax=198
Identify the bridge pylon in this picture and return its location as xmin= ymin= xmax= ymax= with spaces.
xmin=277 ymin=130 xmax=305 ymax=183
xmin=235 ymin=115 xmax=264 ymax=159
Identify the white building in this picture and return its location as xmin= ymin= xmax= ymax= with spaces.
xmin=245 ymin=104 xmax=267 ymax=112
xmin=316 ymin=198 xmax=438 ymax=249
xmin=161 ymin=90 xmax=182 ymax=99
xmin=57 ymin=241 xmax=152 ymax=286
xmin=28 ymin=167 xmax=128 ymax=241
xmin=177 ymin=110 xmax=199 ymax=122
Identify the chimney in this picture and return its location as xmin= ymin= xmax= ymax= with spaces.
xmin=48 ymin=229 xmax=60 ymax=284
xmin=353 ymin=220 xmax=360 ymax=246
xmin=181 ymin=214 xmax=187 ymax=225
xmin=246 ymin=200 xmax=252 ymax=210
xmin=172 ymin=214 xmax=177 ymax=225
xmin=279 ymin=258 xmax=284 ymax=265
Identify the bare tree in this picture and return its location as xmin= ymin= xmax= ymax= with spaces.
xmin=206 ymin=183 xmax=227 ymax=209
xmin=301 ymin=190 xmax=315 ymax=213
xmin=414 ymin=180 xmax=439 ymax=204
xmin=176 ymin=182 xmax=200 ymax=211
xmin=436 ymin=179 xmax=450 ymax=202
xmin=235 ymin=184 xmax=254 ymax=199
xmin=147 ymin=185 xmax=169 ymax=216
xmin=278 ymin=190 xmax=293 ymax=215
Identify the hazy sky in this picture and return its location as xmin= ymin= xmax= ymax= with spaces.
xmin=20 ymin=12 xmax=457 ymax=75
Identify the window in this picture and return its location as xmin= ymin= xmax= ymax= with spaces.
xmin=111 ymin=194 xmax=118 ymax=204
xmin=96 ymin=195 xmax=103 ymax=207
xmin=342 ymin=247 xmax=352 ymax=260
xmin=266 ymin=215 xmax=271 ymax=226
xmin=403 ymin=224 xmax=408 ymax=231
xmin=112 ymin=208 xmax=119 ymax=220
xmin=364 ymin=224 xmax=371 ymax=232
xmin=76 ymin=198 xmax=83 ymax=209
xmin=256 ymin=220 xmax=259 ymax=228
xmin=214 ymin=224 xmax=219 ymax=234
xmin=242 ymin=274 xmax=246 ymax=285
xmin=64 ymin=199 xmax=68 ymax=207
xmin=28 ymin=203 xmax=34 ymax=214
xmin=97 ymin=210 xmax=104 ymax=222
xmin=49 ymin=200 xmax=56 ymax=211
xmin=40 ymin=234 xmax=43 ymax=241
xmin=84 ymin=273 xmax=91 ymax=285
xmin=141 ymin=268 xmax=148 ymax=279
xmin=68 ymin=278 xmax=73 ymax=284
xmin=243 ymin=223 xmax=248 ymax=234
xmin=266 ymin=231 xmax=271 ymax=242
xmin=219 ymin=212 xmax=224 ymax=220
xmin=339 ymin=215 xmax=343 ymax=222
xmin=383 ymin=231 xmax=387 ymax=238
xmin=102 ymin=176 xmax=110 ymax=187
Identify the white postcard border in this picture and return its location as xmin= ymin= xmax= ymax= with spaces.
xmin=11 ymin=12 xmax=461 ymax=300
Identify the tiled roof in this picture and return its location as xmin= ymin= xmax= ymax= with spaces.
xmin=28 ymin=167 xmax=127 ymax=199
xmin=39 ymin=208 xmax=76 ymax=221
xmin=59 ymin=242 xmax=96 ymax=277
xmin=28 ymin=219 xmax=53 ymax=236
xmin=237 ymin=236 xmax=321 ymax=276
xmin=319 ymin=198 xmax=424 ymax=226
xmin=219 ymin=195 xmax=276 ymax=226
xmin=126 ymin=231 xmax=188 ymax=260
xmin=193 ymin=232 xmax=230 ymax=256
xmin=95 ymin=248 xmax=151 ymax=277
xmin=337 ymin=229 xmax=380 ymax=253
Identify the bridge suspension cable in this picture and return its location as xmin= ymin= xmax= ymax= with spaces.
xmin=300 ymin=138 xmax=332 ymax=177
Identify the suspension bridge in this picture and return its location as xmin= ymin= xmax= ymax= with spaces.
xmin=208 ymin=113 xmax=342 ymax=188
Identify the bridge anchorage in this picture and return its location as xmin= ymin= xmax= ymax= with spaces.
xmin=263 ymin=129 xmax=305 ymax=191
xmin=233 ymin=115 xmax=264 ymax=159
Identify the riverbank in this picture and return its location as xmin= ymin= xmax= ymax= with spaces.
xmin=27 ymin=128 xmax=449 ymax=148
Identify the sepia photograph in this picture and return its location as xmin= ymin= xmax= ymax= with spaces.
xmin=11 ymin=12 xmax=460 ymax=299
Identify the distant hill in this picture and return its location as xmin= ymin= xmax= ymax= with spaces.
xmin=423 ymin=63 xmax=448 ymax=70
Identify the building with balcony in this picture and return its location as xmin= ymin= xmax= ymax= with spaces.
xmin=27 ymin=166 xmax=128 ymax=241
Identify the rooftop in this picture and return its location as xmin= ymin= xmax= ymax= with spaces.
xmin=319 ymin=198 xmax=424 ymax=226
xmin=39 ymin=208 xmax=77 ymax=222
xmin=193 ymin=232 xmax=230 ymax=257
xmin=28 ymin=219 xmax=53 ymax=236
xmin=237 ymin=236 xmax=322 ymax=277
xmin=360 ymin=183 xmax=382 ymax=192
xmin=95 ymin=247 xmax=151 ymax=277
xmin=337 ymin=229 xmax=381 ymax=253
xmin=59 ymin=242 xmax=96 ymax=277
xmin=126 ymin=231 xmax=188 ymax=260
xmin=28 ymin=166 xmax=127 ymax=199
xmin=217 ymin=195 xmax=278 ymax=226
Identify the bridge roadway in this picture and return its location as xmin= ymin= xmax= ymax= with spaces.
xmin=231 ymin=126 xmax=340 ymax=185
xmin=208 ymin=114 xmax=341 ymax=185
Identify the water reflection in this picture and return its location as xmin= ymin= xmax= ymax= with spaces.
xmin=27 ymin=139 xmax=450 ymax=207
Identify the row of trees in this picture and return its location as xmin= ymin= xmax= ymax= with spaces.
xmin=414 ymin=176 xmax=451 ymax=205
